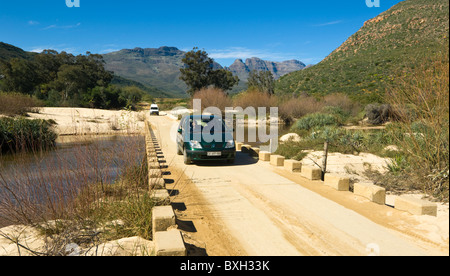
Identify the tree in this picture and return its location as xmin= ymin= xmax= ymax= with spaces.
xmin=120 ymin=86 xmax=144 ymax=110
xmin=247 ymin=70 xmax=275 ymax=95
xmin=0 ymin=58 xmax=39 ymax=94
xmin=209 ymin=69 xmax=239 ymax=92
xmin=54 ymin=64 xmax=86 ymax=102
xmin=180 ymin=47 xmax=239 ymax=96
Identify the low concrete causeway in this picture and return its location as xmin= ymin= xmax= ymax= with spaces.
xmin=145 ymin=121 xmax=187 ymax=256
xmin=236 ymin=142 xmax=438 ymax=217
xmin=145 ymin=136 xmax=437 ymax=255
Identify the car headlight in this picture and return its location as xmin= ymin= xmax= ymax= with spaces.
xmin=189 ymin=140 xmax=203 ymax=149
xmin=225 ymin=140 xmax=235 ymax=149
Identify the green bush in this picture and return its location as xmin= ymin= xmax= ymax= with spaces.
xmin=291 ymin=113 xmax=340 ymax=132
xmin=0 ymin=117 xmax=57 ymax=153
xmin=365 ymin=104 xmax=392 ymax=125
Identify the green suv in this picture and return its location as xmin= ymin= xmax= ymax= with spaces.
xmin=176 ymin=115 xmax=236 ymax=165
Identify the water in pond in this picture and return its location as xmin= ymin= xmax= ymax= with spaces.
xmin=0 ymin=135 xmax=145 ymax=227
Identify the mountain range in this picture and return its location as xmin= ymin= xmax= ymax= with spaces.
xmin=227 ymin=58 xmax=306 ymax=81
xmin=102 ymin=47 xmax=306 ymax=97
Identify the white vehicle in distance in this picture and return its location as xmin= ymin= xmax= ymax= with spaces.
xmin=150 ymin=104 xmax=160 ymax=116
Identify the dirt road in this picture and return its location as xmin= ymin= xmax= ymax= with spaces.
xmin=149 ymin=114 xmax=448 ymax=256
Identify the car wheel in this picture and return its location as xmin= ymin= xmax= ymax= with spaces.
xmin=183 ymin=148 xmax=192 ymax=165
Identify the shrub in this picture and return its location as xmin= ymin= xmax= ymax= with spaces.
xmin=291 ymin=113 xmax=340 ymax=132
xmin=275 ymin=141 xmax=308 ymax=161
xmin=277 ymin=93 xmax=361 ymax=124
xmin=278 ymin=95 xmax=323 ymax=123
xmin=0 ymin=117 xmax=57 ymax=153
xmin=232 ymin=88 xmax=276 ymax=110
xmin=191 ymin=87 xmax=232 ymax=113
xmin=322 ymin=93 xmax=361 ymax=116
xmin=386 ymin=52 xmax=449 ymax=201
xmin=0 ymin=92 xmax=42 ymax=116
xmin=365 ymin=103 xmax=392 ymax=125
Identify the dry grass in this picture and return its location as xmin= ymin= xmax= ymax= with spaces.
xmin=0 ymin=92 xmax=41 ymax=116
xmin=278 ymin=93 xmax=361 ymax=123
xmin=278 ymin=95 xmax=323 ymax=123
xmin=191 ymin=87 xmax=232 ymax=113
xmin=232 ymin=88 xmax=277 ymax=110
xmin=386 ymin=52 xmax=449 ymax=200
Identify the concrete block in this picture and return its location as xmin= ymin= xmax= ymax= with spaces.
xmin=324 ymin=174 xmax=350 ymax=191
xmin=236 ymin=142 xmax=244 ymax=151
xmin=270 ymin=155 xmax=285 ymax=166
xmin=284 ymin=160 xmax=302 ymax=173
xmin=354 ymin=182 xmax=386 ymax=205
xmin=301 ymin=165 xmax=322 ymax=180
xmin=395 ymin=196 xmax=437 ymax=216
xmin=149 ymin=162 xmax=160 ymax=170
xmin=155 ymin=230 xmax=186 ymax=256
xmin=149 ymin=169 xmax=162 ymax=178
xmin=259 ymin=151 xmax=271 ymax=161
xmin=152 ymin=206 xmax=176 ymax=232
xmin=148 ymin=157 xmax=159 ymax=163
xmin=151 ymin=189 xmax=170 ymax=205
xmin=150 ymin=177 xmax=165 ymax=189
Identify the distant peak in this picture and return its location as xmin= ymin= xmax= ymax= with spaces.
xmin=158 ymin=46 xmax=180 ymax=51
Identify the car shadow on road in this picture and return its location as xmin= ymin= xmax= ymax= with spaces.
xmin=193 ymin=152 xmax=258 ymax=167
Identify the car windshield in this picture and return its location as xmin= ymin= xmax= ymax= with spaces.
xmin=187 ymin=117 xmax=227 ymax=133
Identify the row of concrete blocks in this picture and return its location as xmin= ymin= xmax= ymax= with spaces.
xmin=237 ymin=143 xmax=438 ymax=217
xmin=145 ymin=122 xmax=187 ymax=256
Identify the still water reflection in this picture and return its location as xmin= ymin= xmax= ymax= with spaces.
xmin=0 ymin=135 xmax=145 ymax=226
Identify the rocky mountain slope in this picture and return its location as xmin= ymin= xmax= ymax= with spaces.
xmin=227 ymin=58 xmax=306 ymax=81
xmin=103 ymin=47 xmax=189 ymax=98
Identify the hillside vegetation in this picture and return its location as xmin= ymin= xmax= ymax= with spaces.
xmin=275 ymin=0 xmax=449 ymax=104
xmin=103 ymin=47 xmax=189 ymax=98
xmin=0 ymin=42 xmax=35 ymax=62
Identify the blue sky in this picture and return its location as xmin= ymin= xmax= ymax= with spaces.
xmin=0 ymin=0 xmax=404 ymax=66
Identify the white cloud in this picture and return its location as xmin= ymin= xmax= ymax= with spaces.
xmin=99 ymin=48 xmax=121 ymax=54
xmin=312 ymin=20 xmax=343 ymax=27
xmin=30 ymin=48 xmax=45 ymax=53
xmin=28 ymin=20 xmax=40 ymax=25
xmin=207 ymin=47 xmax=299 ymax=62
xmin=42 ymin=22 xmax=81 ymax=30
